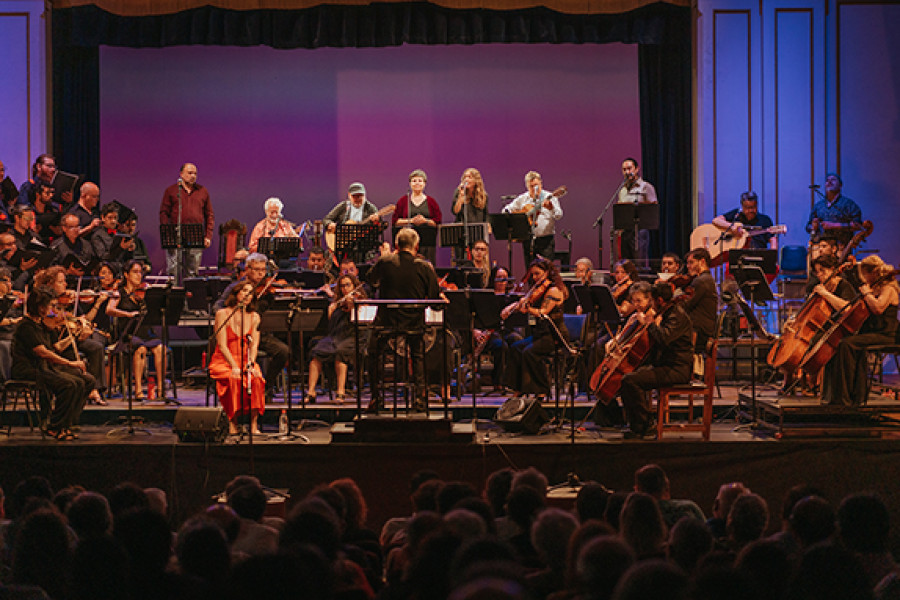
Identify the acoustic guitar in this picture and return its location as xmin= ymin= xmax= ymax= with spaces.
xmin=690 ymin=222 xmax=787 ymax=263
xmin=509 ymin=186 xmax=567 ymax=225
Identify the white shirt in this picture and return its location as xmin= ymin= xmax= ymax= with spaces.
xmin=618 ymin=178 xmax=658 ymax=204
xmin=347 ymin=201 xmax=365 ymax=223
xmin=502 ymin=190 xmax=563 ymax=237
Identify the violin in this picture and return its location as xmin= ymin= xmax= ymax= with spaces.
xmin=501 ymin=276 xmax=551 ymax=321
xmin=438 ymin=274 xmax=458 ymax=291
xmin=252 ymin=275 xmax=288 ymax=297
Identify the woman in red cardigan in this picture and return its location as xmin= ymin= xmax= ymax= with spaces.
xmin=392 ymin=169 xmax=442 ymax=264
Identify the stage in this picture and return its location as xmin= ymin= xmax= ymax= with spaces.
xmin=3 ymin=382 xmax=900 ymax=553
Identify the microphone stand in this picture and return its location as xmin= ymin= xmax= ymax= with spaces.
xmin=175 ymin=179 xmax=183 ymax=285
xmin=280 ymin=294 xmax=309 ymax=442
xmin=592 ymin=179 xmax=625 ymax=270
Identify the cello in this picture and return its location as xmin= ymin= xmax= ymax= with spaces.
xmin=589 ymin=309 xmax=656 ymax=405
xmin=766 ymin=220 xmax=872 ymax=372
xmin=798 ymin=267 xmax=900 ymax=376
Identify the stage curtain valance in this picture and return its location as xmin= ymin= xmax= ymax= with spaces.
xmin=51 ymin=0 xmax=690 ymax=18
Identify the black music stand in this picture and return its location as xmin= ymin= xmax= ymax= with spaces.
xmin=279 ymin=294 xmax=327 ymax=442
xmin=160 ymin=223 xmax=205 ymax=285
xmin=439 ymin=223 xmax=490 ymax=266
xmin=613 ymin=203 xmax=659 ymax=265
xmin=445 ymin=290 xmax=495 ymax=415
xmin=142 ymin=285 xmax=186 ymax=405
xmin=107 ymin=312 xmax=153 ymax=438
xmin=392 ymin=225 xmax=437 ymax=249
xmin=489 ymin=213 xmax=530 ymax=275
xmin=731 ymin=263 xmax=775 ymax=432
xmin=335 ymin=223 xmax=384 ymax=265
xmin=257 ymin=237 xmax=303 ymax=264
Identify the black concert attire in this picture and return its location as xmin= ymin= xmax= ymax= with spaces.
xmin=114 ymin=288 xmax=162 ymax=352
xmin=619 ymin=302 xmax=693 ymax=436
xmin=11 ymin=316 xmax=91 ymax=433
xmin=805 ymin=276 xmax=856 ymax=303
xmin=51 ymin=236 xmax=96 ymax=270
xmin=32 ymin=200 xmax=62 ymax=245
xmin=310 ymin=301 xmax=362 ymax=367
xmin=120 ymin=232 xmax=151 ymax=268
xmin=12 ymin=226 xmax=37 ymax=252
xmin=367 ymin=249 xmax=442 ymax=409
xmin=821 ymin=300 xmax=899 ymax=407
xmin=214 ymin=280 xmax=289 ymax=396
xmin=451 ymin=189 xmax=489 ymax=264
xmin=68 ymin=202 xmax=100 ymax=233
xmin=393 ymin=195 xmax=442 ymax=264
xmin=684 ymin=271 xmax=718 ymax=353
xmin=805 ymin=195 xmax=862 ymax=246
xmin=90 ymin=227 xmax=126 ymax=267
xmin=503 ymin=285 xmax=569 ymax=397
xmin=0 ymin=302 xmax=23 ymax=380
xmin=721 ymin=208 xmax=775 ymax=249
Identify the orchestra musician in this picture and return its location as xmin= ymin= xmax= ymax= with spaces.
xmin=618 ymin=281 xmax=693 ymax=439
xmin=610 ymin=259 xmax=640 ymax=316
xmin=0 ymin=267 xmax=23 ymax=380
xmin=0 ymin=233 xmax=32 ymax=290
xmin=502 ymin=171 xmax=563 ymax=263
xmin=67 ymin=182 xmax=102 ymax=239
xmin=806 ymin=173 xmax=862 ymax=247
xmin=573 ymin=257 xmax=594 ymax=315
xmin=11 ymin=205 xmax=38 ymax=253
xmin=711 ymin=191 xmax=777 ymax=250
xmin=657 ymin=252 xmax=682 ymax=279
xmin=305 ymin=273 xmax=366 ymax=405
xmin=683 ymin=249 xmax=718 ymax=359
xmin=117 ymin=211 xmax=151 ymax=268
xmin=459 ymin=239 xmax=493 ymax=288
xmin=208 ymin=281 xmax=265 ymax=435
xmin=31 ymin=180 xmax=63 ymax=245
xmin=159 ymin=163 xmax=214 ymax=279
xmin=820 ymin=255 xmax=899 ymax=407
xmin=502 ymin=257 xmax=568 ymax=402
xmin=17 ymin=154 xmax=72 ymax=206
xmin=11 ymin=287 xmax=90 ymax=441
xmin=474 ymin=265 xmax=520 ymax=394
xmin=52 ymin=214 xmax=97 ymax=276
xmin=366 ymin=228 xmax=442 ymax=413
xmin=324 ymin=182 xmax=381 ymax=233
xmin=248 ymin=197 xmax=299 ymax=254
xmin=616 ymin=157 xmax=657 ymax=263
xmin=34 ymin=265 xmax=107 ymax=405
xmin=214 ymin=253 xmax=289 ymax=401
xmin=451 ymin=168 xmax=489 ymax=264
xmin=90 ymin=203 xmax=134 ymax=268
xmin=393 ymin=170 xmax=442 ymax=264
xmin=106 ymin=260 xmax=168 ymax=401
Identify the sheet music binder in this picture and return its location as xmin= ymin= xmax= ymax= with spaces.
xmin=438 ymin=222 xmax=489 ymax=247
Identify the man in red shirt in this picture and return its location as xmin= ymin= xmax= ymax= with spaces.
xmin=159 ymin=163 xmax=214 ymax=280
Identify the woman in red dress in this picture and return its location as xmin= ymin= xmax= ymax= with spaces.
xmin=208 ymin=282 xmax=265 ymax=434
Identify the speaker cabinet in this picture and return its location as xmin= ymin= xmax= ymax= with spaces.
xmin=494 ymin=397 xmax=549 ymax=435
xmin=173 ymin=407 xmax=228 ymax=443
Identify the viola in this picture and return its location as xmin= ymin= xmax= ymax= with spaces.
xmin=438 ymin=274 xmax=458 ymax=291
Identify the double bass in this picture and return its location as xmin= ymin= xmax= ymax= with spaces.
xmin=766 ymin=221 xmax=872 ymax=373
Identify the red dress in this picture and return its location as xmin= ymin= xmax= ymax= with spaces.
xmin=208 ymin=327 xmax=266 ymax=418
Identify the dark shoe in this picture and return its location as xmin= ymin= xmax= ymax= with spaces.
xmin=623 ymin=428 xmax=656 ymax=441
xmin=366 ymin=397 xmax=383 ymax=414
xmin=304 ymin=392 xmax=317 ymax=405
xmin=413 ymin=398 xmax=428 ymax=412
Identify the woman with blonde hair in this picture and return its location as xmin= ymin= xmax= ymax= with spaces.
xmin=451 ymin=168 xmax=489 ymax=263
xmin=820 ymin=254 xmax=899 ymax=406
xmin=393 ymin=169 xmax=442 ymax=264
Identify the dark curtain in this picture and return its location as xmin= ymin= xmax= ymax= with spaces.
xmin=52 ymin=1 xmax=692 ymax=251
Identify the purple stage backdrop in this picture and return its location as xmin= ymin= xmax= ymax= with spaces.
xmin=99 ymin=43 xmax=640 ymax=275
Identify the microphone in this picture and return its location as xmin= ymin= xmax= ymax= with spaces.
xmin=177 ymin=177 xmax=183 ymax=185
xmin=501 ymin=195 xmax=518 ymax=201
xmin=267 ymin=259 xmax=278 ymax=272
xmin=808 ymin=184 xmax=820 ymax=189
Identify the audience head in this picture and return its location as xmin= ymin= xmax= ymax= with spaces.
xmin=444 ymin=508 xmax=488 ymax=541
xmin=175 ymin=516 xmax=231 ymax=590
xmin=12 ymin=508 xmax=73 ymax=599
xmin=67 ymin=491 xmax=113 ymax=540
xmin=634 ymin=464 xmax=669 ymax=499
xmin=506 ymin=485 xmax=545 ymax=530
xmin=787 ymin=542 xmax=873 ymax=600
xmin=437 ymin=481 xmax=478 ymax=515
xmin=576 ymin=536 xmax=635 ymax=600
xmin=576 ymin=482 xmax=612 ymax=522
xmin=612 ymin=559 xmax=689 ymax=600
xmin=836 ymin=492 xmax=890 ymax=554
xmin=712 ymin=482 xmax=748 ymax=520
xmin=788 ymin=495 xmax=835 ymax=549
xmin=484 ymin=467 xmax=515 ymax=518
xmin=511 ymin=466 xmax=549 ymax=495
xmin=604 ymin=491 xmax=630 ymax=532
xmin=620 ymin=492 xmax=667 ymax=559
xmin=531 ymin=507 xmax=578 ymax=571
xmin=727 ymin=493 xmax=769 ymax=550
xmin=735 ymin=539 xmax=792 ymax=600
xmin=329 ymin=477 xmax=369 ymax=532
xmin=107 ymin=482 xmax=150 ymax=519
xmin=667 ymin=516 xmax=714 ymax=575
xmin=227 ymin=479 xmax=268 ymax=522
xmin=8 ymin=476 xmax=53 ymax=520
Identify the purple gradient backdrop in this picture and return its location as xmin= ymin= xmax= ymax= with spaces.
xmin=99 ymin=43 xmax=639 ymax=275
